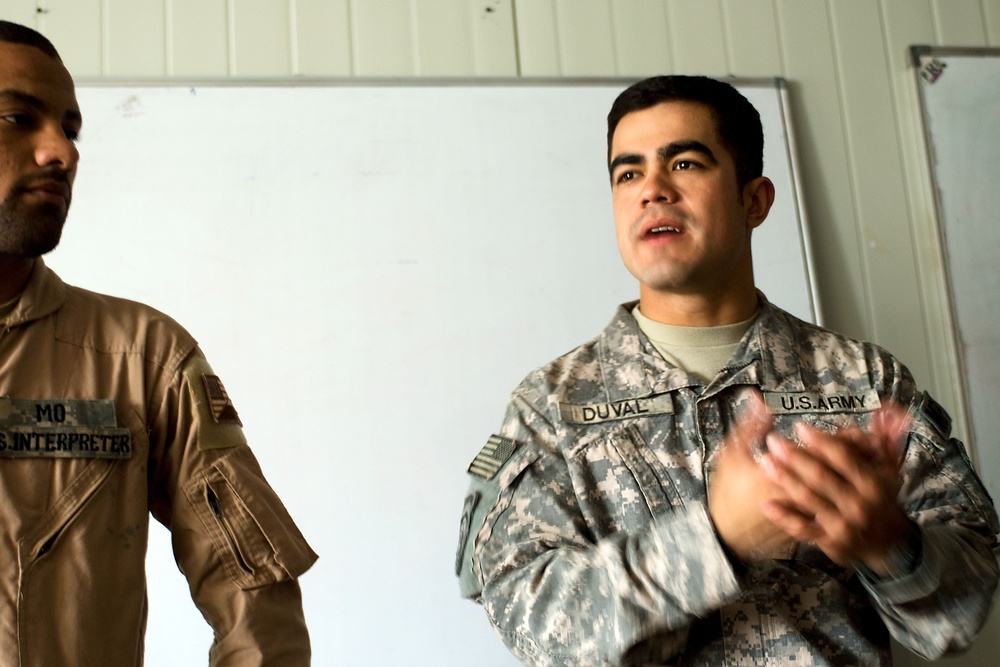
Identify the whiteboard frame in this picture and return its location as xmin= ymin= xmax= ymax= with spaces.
xmin=910 ymin=46 xmax=1000 ymax=470
xmin=61 ymin=76 xmax=816 ymax=666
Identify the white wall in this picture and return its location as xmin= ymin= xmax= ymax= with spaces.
xmin=3 ymin=1 xmax=998 ymax=665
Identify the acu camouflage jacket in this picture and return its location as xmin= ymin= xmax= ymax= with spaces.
xmin=457 ymin=297 xmax=999 ymax=666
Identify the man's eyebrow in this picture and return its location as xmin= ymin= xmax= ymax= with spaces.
xmin=608 ymin=152 xmax=643 ymax=175
xmin=0 ymin=88 xmax=82 ymax=125
xmin=609 ymin=140 xmax=719 ymax=177
xmin=659 ymin=140 xmax=717 ymax=164
xmin=0 ymin=89 xmax=44 ymax=109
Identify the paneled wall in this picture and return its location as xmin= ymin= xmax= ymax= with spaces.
xmin=3 ymin=1 xmax=999 ymax=665
xmin=6 ymin=0 xmax=997 ymax=427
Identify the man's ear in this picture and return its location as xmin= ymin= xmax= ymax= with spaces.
xmin=743 ymin=176 xmax=775 ymax=231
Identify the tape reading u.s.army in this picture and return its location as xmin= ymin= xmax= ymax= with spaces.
xmin=559 ymin=395 xmax=674 ymax=425
xmin=0 ymin=398 xmax=131 ymax=459
xmin=764 ymin=389 xmax=879 ymax=415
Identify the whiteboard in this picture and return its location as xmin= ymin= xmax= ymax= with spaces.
xmin=913 ymin=49 xmax=1000 ymax=503
xmin=55 ymin=80 xmax=814 ymax=666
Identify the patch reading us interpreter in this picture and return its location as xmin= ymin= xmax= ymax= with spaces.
xmin=764 ymin=389 xmax=880 ymax=415
xmin=559 ymin=395 xmax=674 ymax=425
xmin=0 ymin=398 xmax=131 ymax=459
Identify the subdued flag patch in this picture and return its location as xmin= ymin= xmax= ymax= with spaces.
xmin=467 ymin=435 xmax=516 ymax=480
xmin=202 ymin=374 xmax=243 ymax=426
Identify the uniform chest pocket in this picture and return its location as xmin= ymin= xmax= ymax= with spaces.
xmin=769 ymin=412 xmax=869 ymax=447
xmin=566 ymin=424 xmax=683 ymax=536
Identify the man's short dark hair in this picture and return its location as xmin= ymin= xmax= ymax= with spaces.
xmin=0 ymin=20 xmax=61 ymax=60
xmin=607 ymin=75 xmax=763 ymax=188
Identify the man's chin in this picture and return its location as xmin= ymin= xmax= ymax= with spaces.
xmin=0 ymin=215 xmax=66 ymax=258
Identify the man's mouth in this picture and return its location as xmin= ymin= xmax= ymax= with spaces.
xmin=649 ymin=225 xmax=680 ymax=234
xmin=17 ymin=179 xmax=71 ymax=206
xmin=28 ymin=183 xmax=69 ymax=197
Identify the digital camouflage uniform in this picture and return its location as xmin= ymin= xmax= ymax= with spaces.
xmin=457 ymin=296 xmax=999 ymax=666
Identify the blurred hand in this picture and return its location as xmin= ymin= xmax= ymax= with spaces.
xmin=758 ymin=401 xmax=914 ymax=575
xmin=708 ymin=393 xmax=796 ymax=563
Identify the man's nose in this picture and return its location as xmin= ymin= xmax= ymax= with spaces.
xmin=35 ymin=122 xmax=79 ymax=173
xmin=640 ymin=166 xmax=676 ymax=205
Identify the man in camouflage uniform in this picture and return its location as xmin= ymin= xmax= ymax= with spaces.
xmin=455 ymin=75 xmax=999 ymax=666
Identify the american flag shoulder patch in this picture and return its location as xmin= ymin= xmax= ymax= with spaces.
xmin=467 ymin=435 xmax=517 ymax=480
xmin=202 ymin=374 xmax=243 ymax=426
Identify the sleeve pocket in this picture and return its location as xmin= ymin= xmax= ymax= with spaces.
xmin=184 ymin=447 xmax=318 ymax=590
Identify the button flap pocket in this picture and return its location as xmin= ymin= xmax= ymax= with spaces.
xmin=184 ymin=447 xmax=317 ymax=590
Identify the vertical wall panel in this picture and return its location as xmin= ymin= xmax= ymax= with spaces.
xmin=665 ymin=0 xmax=728 ymax=75
xmin=774 ymin=0 xmax=869 ymax=339
xmin=412 ymin=0 xmax=518 ymax=76
xmin=470 ymin=0 xmax=517 ymax=76
xmin=932 ymin=0 xmax=988 ymax=44
xmin=168 ymin=0 xmax=229 ymax=76
xmin=414 ymin=0 xmax=477 ymax=75
xmin=828 ymin=0 xmax=931 ymax=381
xmin=512 ymin=0 xmax=560 ymax=75
xmin=882 ymin=0 xmax=936 ymax=46
xmin=878 ymin=0 xmax=965 ymax=422
xmin=610 ymin=0 xmax=673 ymax=77
xmin=722 ymin=0 xmax=783 ymax=77
xmin=351 ymin=0 xmax=415 ymax=76
xmin=983 ymin=0 xmax=1000 ymax=43
xmin=106 ymin=0 xmax=166 ymax=76
xmin=230 ymin=0 xmax=292 ymax=75
xmin=36 ymin=0 xmax=103 ymax=76
xmin=2 ymin=1 xmax=43 ymax=28
xmin=552 ymin=0 xmax=616 ymax=76
xmin=293 ymin=0 xmax=351 ymax=76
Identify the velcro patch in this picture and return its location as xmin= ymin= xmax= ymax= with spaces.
xmin=765 ymin=389 xmax=879 ymax=415
xmin=467 ymin=435 xmax=516 ymax=480
xmin=202 ymin=375 xmax=243 ymax=426
xmin=559 ymin=395 xmax=674 ymax=425
xmin=0 ymin=398 xmax=131 ymax=459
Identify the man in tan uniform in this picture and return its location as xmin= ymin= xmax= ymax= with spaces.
xmin=0 ymin=20 xmax=316 ymax=666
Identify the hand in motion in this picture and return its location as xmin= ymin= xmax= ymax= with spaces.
xmin=758 ymin=401 xmax=915 ymax=575
xmin=708 ymin=393 xmax=797 ymax=563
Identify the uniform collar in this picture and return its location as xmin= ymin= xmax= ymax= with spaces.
xmin=596 ymin=293 xmax=807 ymax=401
xmin=4 ymin=258 xmax=68 ymax=328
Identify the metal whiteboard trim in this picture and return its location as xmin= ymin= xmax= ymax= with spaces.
xmin=776 ymin=83 xmax=820 ymax=326
xmin=73 ymin=75 xmax=787 ymax=89
xmin=909 ymin=45 xmax=1000 ymax=67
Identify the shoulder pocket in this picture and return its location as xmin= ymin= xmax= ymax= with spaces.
xmin=457 ymin=446 xmax=540 ymax=599
xmin=184 ymin=447 xmax=317 ymax=590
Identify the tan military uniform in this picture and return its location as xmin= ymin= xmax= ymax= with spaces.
xmin=457 ymin=296 xmax=999 ymax=666
xmin=0 ymin=260 xmax=317 ymax=666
